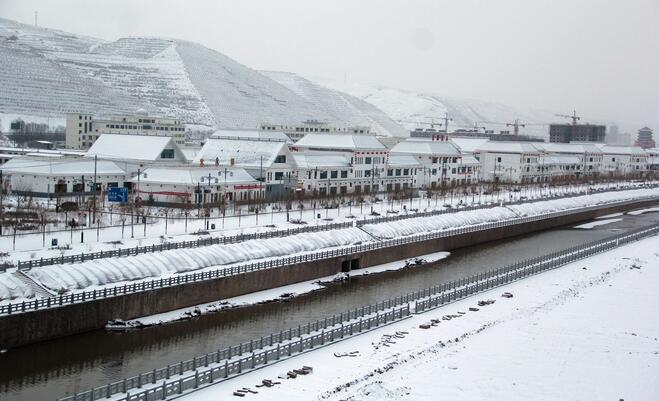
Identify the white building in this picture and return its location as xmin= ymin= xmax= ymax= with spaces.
xmin=194 ymin=136 xmax=297 ymax=200
xmin=212 ymin=129 xmax=293 ymax=144
xmin=539 ymin=154 xmax=583 ymax=182
xmin=646 ymin=148 xmax=659 ymax=172
xmin=292 ymin=153 xmax=353 ymax=196
xmin=476 ymin=142 xmax=544 ymax=184
xmin=293 ymin=134 xmax=388 ymax=194
xmin=65 ymin=111 xmax=186 ymax=150
xmin=1 ymin=157 xmax=127 ymax=197
xmin=85 ymin=134 xmax=188 ymax=167
xmin=260 ymin=120 xmax=372 ymax=141
xmin=131 ymin=166 xmax=260 ymax=205
xmin=390 ymin=140 xmax=479 ymax=188
xmin=597 ymin=145 xmax=649 ymax=178
xmin=536 ymin=142 xmax=603 ymax=179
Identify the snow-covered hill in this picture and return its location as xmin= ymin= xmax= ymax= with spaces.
xmin=309 ymin=79 xmax=570 ymax=138
xmin=0 ymin=18 xmax=404 ymax=135
xmin=0 ymin=17 xmax=620 ymax=140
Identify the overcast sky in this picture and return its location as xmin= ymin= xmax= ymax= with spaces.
xmin=1 ymin=0 xmax=657 ymax=128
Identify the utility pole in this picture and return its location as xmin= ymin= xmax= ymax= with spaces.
xmin=34 ymin=11 xmax=38 ymax=27
xmin=206 ymin=172 xmax=212 ymax=229
xmin=0 ymin=170 xmax=3 ymax=235
xmin=92 ymin=154 xmax=97 ymax=224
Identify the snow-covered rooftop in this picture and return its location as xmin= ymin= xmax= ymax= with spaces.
xmin=536 ymin=142 xmax=602 ymax=154
xmin=292 ymin=154 xmax=350 ymax=169
xmin=0 ymin=157 xmax=126 ymax=176
xmin=86 ymin=134 xmax=186 ymax=162
xmin=449 ymin=137 xmax=489 ymax=153
xmin=211 ymin=129 xmax=292 ymax=143
xmin=476 ymin=141 xmax=542 ymax=154
xmin=390 ymin=140 xmax=460 ymax=156
xmin=596 ymin=144 xmax=648 ymax=156
xmin=194 ymin=137 xmax=290 ymax=168
xmin=132 ymin=166 xmax=256 ymax=186
xmin=387 ymin=154 xmax=421 ymax=167
xmin=295 ymin=134 xmax=385 ymax=151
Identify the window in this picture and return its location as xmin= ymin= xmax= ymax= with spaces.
xmin=395 ymin=169 xmax=401 ymax=176
xmin=432 ymin=157 xmax=438 ymax=164
xmin=330 ymin=170 xmax=338 ymax=179
xmin=274 ymin=155 xmax=286 ymax=163
xmin=387 ymin=169 xmax=393 ymax=176
xmin=160 ymin=149 xmax=175 ymax=159
xmin=340 ymin=171 xmax=348 ymax=178
xmin=365 ymin=169 xmax=371 ymax=177
xmin=403 ymin=168 xmax=409 ymax=175
xmin=497 ymin=157 xmax=502 ymax=163
xmin=274 ymin=172 xmax=284 ymax=180
xmin=364 ymin=157 xmax=371 ymax=164
xmin=319 ymin=171 xmax=328 ymax=179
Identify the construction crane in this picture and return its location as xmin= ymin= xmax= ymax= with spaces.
xmin=506 ymin=119 xmax=526 ymax=136
xmin=481 ymin=119 xmax=547 ymax=136
xmin=555 ymin=110 xmax=581 ymax=125
xmin=441 ymin=112 xmax=453 ymax=133
xmin=472 ymin=122 xmax=487 ymax=132
xmin=396 ymin=119 xmax=442 ymax=129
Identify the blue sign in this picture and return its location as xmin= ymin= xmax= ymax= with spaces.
xmin=108 ymin=187 xmax=129 ymax=203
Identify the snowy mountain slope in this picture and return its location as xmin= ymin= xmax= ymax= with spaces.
xmin=0 ymin=18 xmax=404 ymax=135
xmin=309 ymin=79 xmax=571 ymax=138
xmin=261 ymin=71 xmax=408 ymax=137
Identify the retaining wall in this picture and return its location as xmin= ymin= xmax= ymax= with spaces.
xmin=1 ymin=198 xmax=657 ymax=348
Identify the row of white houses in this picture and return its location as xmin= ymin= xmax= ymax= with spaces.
xmin=1 ymin=130 xmax=657 ymax=205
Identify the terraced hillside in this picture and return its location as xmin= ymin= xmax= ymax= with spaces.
xmin=0 ymin=17 xmax=405 ymax=135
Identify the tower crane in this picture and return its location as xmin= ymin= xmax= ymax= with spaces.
xmin=555 ymin=110 xmax=581 ymax=125
xmin=506 ymin=119 xmax=526 ymax=136
xmin=472 ymin=122 xmax=487 ymax=132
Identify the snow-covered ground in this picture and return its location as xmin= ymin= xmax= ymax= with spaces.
xmin=1 ymin=186 xmax=656 ymax=302
xmin=177 ymin=234 xmax=659 ymax=401
xmin=108 ymin=252 xmax=450 ymax=329
xmin=0 ymin=181 xmax=647 ymax=260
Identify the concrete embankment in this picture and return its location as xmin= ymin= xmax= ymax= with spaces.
xmin=0 ymin=199 xmax=657 ymax=349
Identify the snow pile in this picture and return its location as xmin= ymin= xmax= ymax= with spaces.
xmin=3 ymin=187 xmax=657 ymax=299
xmin=0 ymin=274 xmax=33 ymax=300
xmin=25 ymin=228 xmax=371 ymax=294
xmin=627 ymin=206 xmax=659 ymax=216
xmin=574 ymin=218 xmax=622 ymax=229
xmin=363 ymin=206 xmax=517 ymax=239
xmin=363 ymin=188 xmax=659 ymax=239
